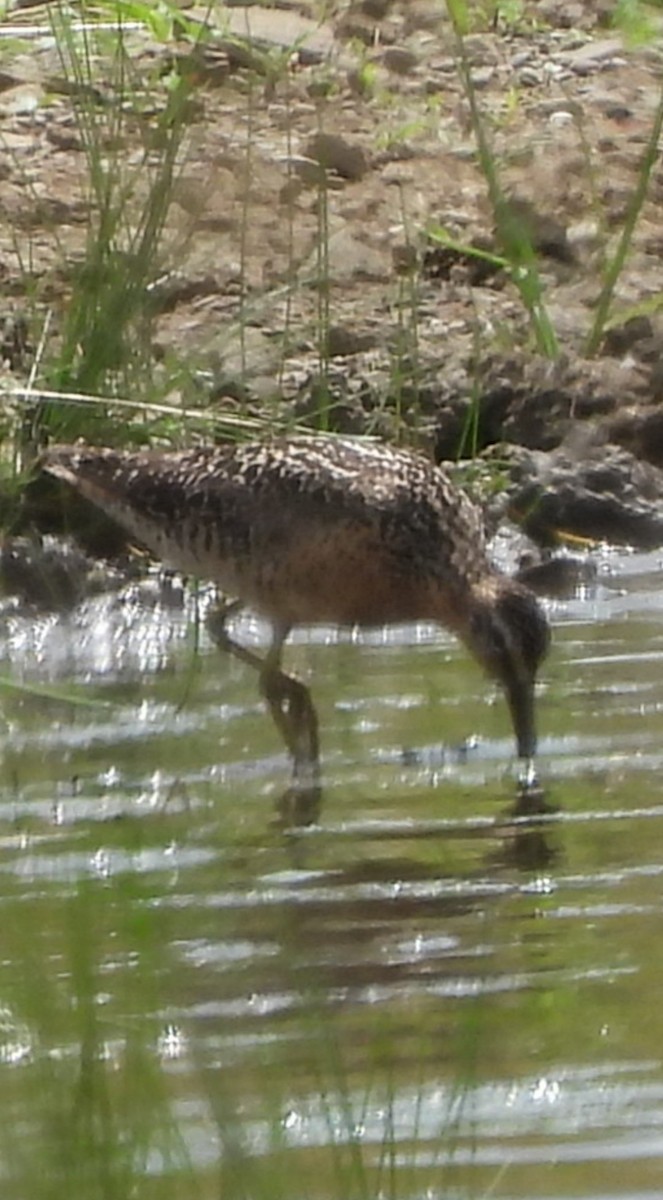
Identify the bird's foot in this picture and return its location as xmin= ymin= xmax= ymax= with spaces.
xmin=260 ymin=667 xmax=321 ymax=792
xmin=275 ymin=783 xmax=322 ymax=827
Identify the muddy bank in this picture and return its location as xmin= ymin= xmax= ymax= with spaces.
xmin=2 ymin=2 xmax=663 ymax=576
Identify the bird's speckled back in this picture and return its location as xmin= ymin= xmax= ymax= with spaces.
xmin=43 ymin=436 xmax=494 ymax=627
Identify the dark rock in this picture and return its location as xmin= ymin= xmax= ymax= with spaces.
xmin=293 ymin=369 xmax=374 ymax=434
xmin=601 ymin=315 xmax=654 ymax=357
xmin=304 ymin=132 xmax=369 ymax=181
xmin=432 ymin=359 xmax=624 ymax=461
xmin=604 ymin=103 xmax=632 ymax=122
xmin=504 ymin=443 xmax=663 ymax=549
xmin=0 ymin=536 xmax=91 ymax=610
xmin=423 ymin=236 xmax=503 ymax=286
xmin=633 ymin=335 xmax=663 ymax=365
xmin=487 ymin=385 xmax=573 ymax=450
xmin=468 ymin=353 xmax=627 ymax=453
xmin=382 ymin=47 xmax=419 ymax=75
xmin=433 ymin=398 xmax=475 ymax=461
xmin=650 ymin=361 xmax=663 ymax=402
xmin=515 ymin=553 xmax=597 ymax=598
xmin=500 ymin=384 xmax=616 ymax=449
xmin=334 ymin=17 xmax=376 ymax=45
xmin=325 ymin=324 xmax=378 ymax=357
xmin=361 ymin=0 xmax=392 ymax=16
xmin=499 ymin=196 xmax=576 ymax=265
xmin=22 ymin=473 xmax=134 ymax=560
xmin=0 ymin=311 xmax=31 ymax=370
xmin=605 ymin=406 xmax=663 ymax=469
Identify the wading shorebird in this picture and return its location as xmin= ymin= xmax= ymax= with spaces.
xmin=42 ymin=436 xmax=549 ymax=804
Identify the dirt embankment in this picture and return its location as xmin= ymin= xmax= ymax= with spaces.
xmin=3 ymin=1 xmax=663 ymax=580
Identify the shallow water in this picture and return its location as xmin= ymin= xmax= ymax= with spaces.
xmin=1 ymin=546 xmax=663 ymax=1199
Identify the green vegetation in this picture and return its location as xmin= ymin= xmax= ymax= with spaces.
xmin=445 ymin=0 xmax=663 ymax=361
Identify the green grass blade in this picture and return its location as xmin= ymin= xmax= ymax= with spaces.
xmin=586 ymin=70 xmax=663 ymax=354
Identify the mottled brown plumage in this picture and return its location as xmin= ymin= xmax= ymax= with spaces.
xmin=43 ymin=436 xmax=549 ymax=793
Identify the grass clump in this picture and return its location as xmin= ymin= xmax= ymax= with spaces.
xmin=42 ymin=7 xmax=193 ymax=441
xmin=443 ymin=0 xmax=663 ymax=362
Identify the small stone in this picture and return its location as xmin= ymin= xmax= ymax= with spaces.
xmin=562 ymin=37 xmax=623 ymax=72
xmin=604 ymin=103 xmax=632 ymax=122
xmin=601 ymin=316 xmax=654 ymax=358
xmin=518 ymin=67 xmax=542 ymax=88
xmin=471 ymin=66 xmax=494 ymax=89
xmin=0 ymin=84 xmax=42 ymax=115
xmin=325 ymin=324 xmax=377 ymax=356
xmin=382 ymin=47 xmax=419 ymax=75
xmin=548 ymin=110 xmax=574 ymax=129
xmin=567 ymin=218 xmax=601 ymax=250
xmin=392 ymin=243 xmax=418 ymax=275
xmin=334 ymin=17 xmax=375 ymax=45
xmin=361 ymin=0 xmax=391 ymax=16
xmin=537 ymin=98 xmax=582 ymax=117
xmin=304 ymin=133 xmax=369 ymax=181
xmin=219 ymin=6 xmax=336 ymax=66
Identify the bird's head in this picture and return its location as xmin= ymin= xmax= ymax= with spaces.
xmin=465 ymin=578 xmax=550 ymax=759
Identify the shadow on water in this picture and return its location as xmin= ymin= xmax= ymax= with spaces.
xmin=1 ymin=547 xmax=663 ymax=1197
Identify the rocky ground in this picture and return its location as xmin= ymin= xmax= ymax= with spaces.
xmin=2 ymin=0 xmax=663 ymax=598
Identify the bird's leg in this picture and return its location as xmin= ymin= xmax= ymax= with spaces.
xmin=206 ymin=600 xmax=263 ymax=671
xmin=258 ymin=624 xmax=320 ymax=798
xmin=206 ymin=605 xmax=321 ymax=821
